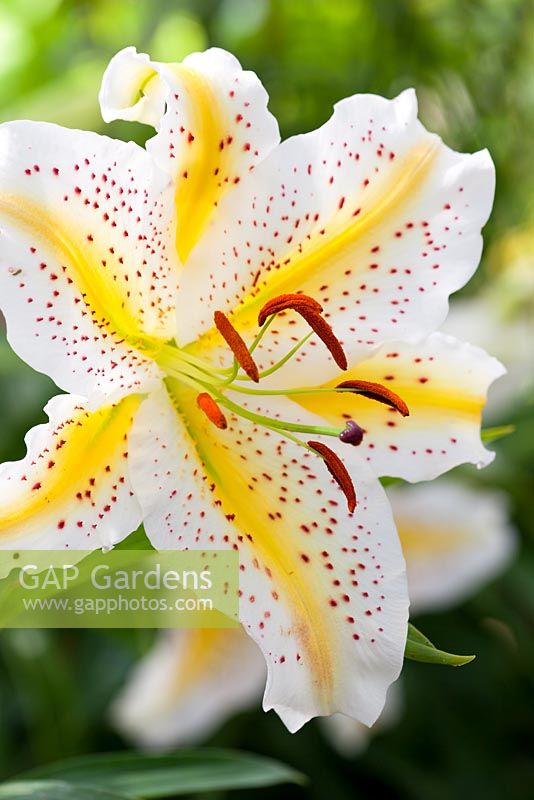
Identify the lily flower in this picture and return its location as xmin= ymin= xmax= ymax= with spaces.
xmin=0 ymin=46 xmax=503 ymax=731
xmin=112 ymin=479 xmax=516 ymax=749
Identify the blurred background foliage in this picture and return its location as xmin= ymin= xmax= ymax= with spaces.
xmin=0 ymin=0 xmax=533 ymax=798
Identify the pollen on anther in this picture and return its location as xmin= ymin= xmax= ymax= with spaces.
xmin=214 ymin=310 xmax=259 ymax=382
xmin=308 ymin=440 xmax=356 ymax=513
xmin=196 ymin=393 xmax=228 ymax=430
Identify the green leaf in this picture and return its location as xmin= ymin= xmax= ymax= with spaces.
xmin=21 ymin=749 xmax=306 ymax=797
xmin=481 ymin=424 xmax=515 ymax=444
xmin=405 ymin=623 xmax=475 ymax=667
xmin=113 ymin=526 xmax=155 ymax=551
xmin=406 ymin=622 xmax=435 ymax=647
xmin=379 ymin=476 xmax=405 ymax=488
xmin=0 ymin=781 xmax=127 ymax=800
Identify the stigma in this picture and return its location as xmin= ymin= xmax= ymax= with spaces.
xmin=339 ymin=421 xmax=365 ymax=446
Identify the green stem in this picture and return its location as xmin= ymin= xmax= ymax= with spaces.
xmin=227 ymin=385 xmax=358 ymax=398
xmin=259 ymin=423 xmax=316 ymax=452
xmin=221 ymin=315 xmax=277 ymax=386
xmin=157 ymin=344 xmax=230 ymax=380
xmin=234 ymin=331 xmax=314 ymax=381
xmin=213 ymin=390 xmax=341 ymax=438
xmin=249 ymin=314 xmax=276 ymax=354
xmin=164 ymin=369 xmax=210 ymax=395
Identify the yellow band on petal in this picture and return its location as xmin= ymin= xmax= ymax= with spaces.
xmin=196 ymin=136 xmax=440 ymax=344
xmin=0 ymin=195 xmax=163 ymax=355
xmin=166 ymin=378 xmax=335 ymax=702
xmin=269 ymin=138 xmax=439 ymax=291
xmin=171 ymin=65 xmax=234 ymax=263
xmin=0 ymin=394 xmax=142 ymax=534
xmin=297 ymin=379 xmax=485 ymax=424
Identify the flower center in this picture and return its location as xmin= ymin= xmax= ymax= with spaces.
xmin=156 ymin=293 xmax=409 ymax=512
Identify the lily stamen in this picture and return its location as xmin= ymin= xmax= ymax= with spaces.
xmin=307 ymin=440 xmax=357 ymax=513
xmin=257 ymin=293 xmax=323 ymax=326
xmin=196 ymin=392 xmax=228 ymax=430
xmin=249 ymin=331 xmax=314 ymax=381
xmin=214 ymin=310 xmax=260 ymax=383
xmin=220 ymin=382 xmax=408 ymax=422
xmin=163 ymin=297 xmax=408 ymax=519
xmin=301 ymin=311 xmax=348 ymax=370
xmin=257 ymin=293 xmax=348 ymax=371
xmin=336 ymin=380 xmax=410 ymax=417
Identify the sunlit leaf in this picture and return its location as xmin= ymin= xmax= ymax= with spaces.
xmin=114 ymin=526 xmax=155 ymax=551
xmin=0 ymin=781 xmax=126 ymax=800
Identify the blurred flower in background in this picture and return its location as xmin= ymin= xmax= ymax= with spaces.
xmin=444 ymin=225 xmax=534 ymax=414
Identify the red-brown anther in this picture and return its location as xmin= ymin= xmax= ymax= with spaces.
xmin=299 ymin=308 xmax=348 ymax=370
xmin=257 ymin=293 xmax=347 ymax=370
xmin=308 ymin=440 xmax=357 ymax=513
xmin=257 ymin=293 xmax=323 ymax=326
xmin=336 ymin=380 xmax=410 ymax=417
xmin=214 ymin=310 xmax=260 ymax=382
xmin=196 ymin=392 xmax=228 ymax=430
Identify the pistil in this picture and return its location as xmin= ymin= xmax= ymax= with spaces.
xmin=211 ymin=391 xmax=344 ymax=439
xmin=339 ymin=420 xmax=364 ymax=446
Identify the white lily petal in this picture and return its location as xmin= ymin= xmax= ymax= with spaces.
xmin=390 ymin=480 xmax=517 ymax=613
xmin=179 ymin=88 xmax=494 ymax=374
xmin=0 ymin=121 xmax=178 ymax=402
xmin=100 ymin=46 xmax=280 ymax=264
xmin=112 ymin=627 xmax=265 ymax=749
xmin=293 ymin=332 xmax=505 ymax=482
xmin=128 ymin=385 xmax=408 ymax=732
xmin=0 ymin=393 xmax=143 ymax=549
xmin=111 ymin=477 xmax=515 ymax=748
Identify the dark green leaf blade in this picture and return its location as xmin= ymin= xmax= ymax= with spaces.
xmin=21 ymin=749 xmax=306 ymax=798
xmin=406 ymin=622 xmax=435 ymax=647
